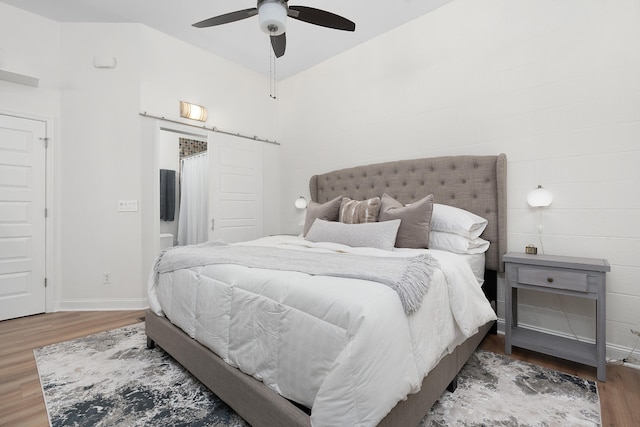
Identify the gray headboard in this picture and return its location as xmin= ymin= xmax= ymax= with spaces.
xmin=309 ymin=154 xmax=507 ymax=272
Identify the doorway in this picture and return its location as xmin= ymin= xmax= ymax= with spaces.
xmin=157 ymin=125 xmax=208 ymax=249
xmin=153 ymin=120 xmax=264 ymax=253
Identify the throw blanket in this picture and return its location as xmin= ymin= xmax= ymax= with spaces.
xmin=155 ymin=242 xmax=440 ymax=314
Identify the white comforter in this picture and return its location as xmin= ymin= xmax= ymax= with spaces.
xmin=148 ymin=235 xmax=496 ymax=426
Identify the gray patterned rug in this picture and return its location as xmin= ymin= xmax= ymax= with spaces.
xmin=34 ymin=323 xmax=601 ymax=427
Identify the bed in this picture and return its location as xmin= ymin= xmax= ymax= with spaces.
xmin=146 ymin=153 xmax=507 ymax=427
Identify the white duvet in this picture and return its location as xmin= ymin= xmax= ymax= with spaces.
xmin=148 ymin=235 xmax=496 ymax=427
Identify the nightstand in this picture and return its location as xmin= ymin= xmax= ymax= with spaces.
xmin=503 ymin=252 xmax=610 ymax=381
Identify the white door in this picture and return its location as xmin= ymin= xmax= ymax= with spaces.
xmin=209 ymin=133 xmax=263 ymax=243
xmin=0 ymin=115 xmax=46 ymax=321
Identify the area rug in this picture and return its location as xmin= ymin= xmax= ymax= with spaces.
xmin=34 ymin=323 xmax=601 ymax=427
xmin=422 ymin=350 xmax=601 ymax=427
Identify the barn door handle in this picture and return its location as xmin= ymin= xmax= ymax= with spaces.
xmin=211 ymin=218 xmax=215 ymax=231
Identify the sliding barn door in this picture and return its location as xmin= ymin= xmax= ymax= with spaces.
xmin=209 ymin=133 xmax=263 ymax=243
xmin=0 ymin=114 xmax=46 ymax=321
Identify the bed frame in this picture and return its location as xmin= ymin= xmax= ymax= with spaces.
xmin=146 ymin=153 xmax=507 ymax=426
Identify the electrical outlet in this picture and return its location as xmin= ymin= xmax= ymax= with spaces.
xmin=631 ymin=328 xmax=640 ymax=337
xmin=103 ymin=272 xmax=112 ymax=284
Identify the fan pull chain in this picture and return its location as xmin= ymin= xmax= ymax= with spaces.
xmin=269 ymin=30 xmax=278 ymax=100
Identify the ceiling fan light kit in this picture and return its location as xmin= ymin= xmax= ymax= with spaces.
xmin=192 ymin=0 xmax=356 ymax=58
xmin=259 ymin=0 xmax=287 ymax=35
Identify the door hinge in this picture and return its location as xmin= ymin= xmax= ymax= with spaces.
xmin=44 ymin=277 xmax=48 ymax=287
xmin=40 ymin=137 xmax=50 ymax=148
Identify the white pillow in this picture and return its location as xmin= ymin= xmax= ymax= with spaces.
xmin=305 ymin=219 xmax=401 ymax=251
xmin=428 ymin=230 xmax=490 ymax=254
xmin=430 ymin=204 xmax=488 ymax=239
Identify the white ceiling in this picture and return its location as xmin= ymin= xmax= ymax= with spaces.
xmin=1 ymin=0 xmax=451 ymax=79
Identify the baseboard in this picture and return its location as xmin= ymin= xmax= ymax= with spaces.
xmin=55 ymin=298 xmax=149 ymax=311
xmin=618 ymin=359 xmax=640 ymax=371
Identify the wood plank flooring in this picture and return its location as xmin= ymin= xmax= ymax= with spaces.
xmin=0 ymin=311 xmax=145 ymax=427
xmin=1 ymin=311 xmax=638 ymax=426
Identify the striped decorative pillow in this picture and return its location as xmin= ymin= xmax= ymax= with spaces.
xmin=339 ymin=197 xmax=381 ymax=224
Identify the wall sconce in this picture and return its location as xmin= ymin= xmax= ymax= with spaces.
xmin=527 ymin=185 xmax=553 ymax=254
xmin=180 ymin=101 xmax=208 ymax=122
xmin=295 ymin=196 xmax=308 ymax=209
xmin=527 ymin=185 xmax=553 ymax=207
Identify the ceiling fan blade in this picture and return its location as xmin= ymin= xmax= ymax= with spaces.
xmin=288 ymin=6 xmax=355 ymax=31
xmin=192 ymin=8 xmax=258 ymax=28
xmin=270 ymin=33 xmax=286 ymax=58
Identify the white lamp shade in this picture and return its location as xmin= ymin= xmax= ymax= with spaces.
xmin=259 ymin=1 xmax=287 ymax=35
xmin=295 ymin=196 xmax=308 ymax=209
xmin=527 ymin=185 xmax=553 ymax=207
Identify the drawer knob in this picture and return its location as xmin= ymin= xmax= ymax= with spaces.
xmin=547 ymin=277 xmax=554 ymax=283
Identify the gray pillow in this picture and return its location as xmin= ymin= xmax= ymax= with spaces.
xmin=303 ymin=196 xmax=343 ymax=236
xmin=305 ymin=219 xmax=401 ymax=251
xmin=339 ymin=197 xmax=381 ymax=224
xmin=379 ymin=193 xmax=434 ymax=249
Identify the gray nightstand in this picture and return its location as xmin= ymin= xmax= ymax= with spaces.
xmin=503 ymin=252 xmax=610 ymax=381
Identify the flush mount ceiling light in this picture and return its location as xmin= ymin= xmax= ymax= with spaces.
xmin=180 ymin=101 xmax=208 ymax=122
xmin=259 ymin=0 xmax=287 ymax=36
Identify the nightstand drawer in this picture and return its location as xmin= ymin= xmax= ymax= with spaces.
xmin=518 ymin=267 xmax=589 ymax=292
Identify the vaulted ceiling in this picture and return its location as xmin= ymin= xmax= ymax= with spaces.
xmin=1 ymin=0 xmax=451 ymax=79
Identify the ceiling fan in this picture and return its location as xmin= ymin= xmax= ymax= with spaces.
xmin=192 ymin=0 xmax=356 ymax=58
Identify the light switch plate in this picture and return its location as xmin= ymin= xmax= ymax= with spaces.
xmin=117 ymin=200 xmax=138 ymax=212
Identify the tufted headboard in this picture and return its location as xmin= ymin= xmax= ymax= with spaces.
xmin=309 ymin=154 xmax=507 ymax=272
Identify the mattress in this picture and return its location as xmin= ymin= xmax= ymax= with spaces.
xmin=148 ymin=235 xmax=496 ymax=426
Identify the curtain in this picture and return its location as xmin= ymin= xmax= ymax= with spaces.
xmin=177 ymin=153 xmax=209 ymax=246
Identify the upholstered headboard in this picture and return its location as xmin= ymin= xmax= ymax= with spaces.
xmin=309 ymin=154 xmax=507 ymax=272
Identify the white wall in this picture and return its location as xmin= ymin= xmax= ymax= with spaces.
xmin=279 ymin=0 xmax=640 ymax=357
xmin=138 ymin=27 xmax=279 ymax=141
xmin=0 ymin=3 xmax=60 ymax=115
xmin=137 ymin=27 xmax=282 ymax=286
xmin=0 ymin=2 xmax=61 ymax=306
xmin=58 ymin=23 xmax=144 ymax=309
xmin=0 ymin=4 xmax=281 ymax=311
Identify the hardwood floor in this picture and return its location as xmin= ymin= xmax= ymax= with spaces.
xmin=0 ymin=311 xmax=145 ymax=427
xmin=1 ymin=311 xmax=638 ymax=426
